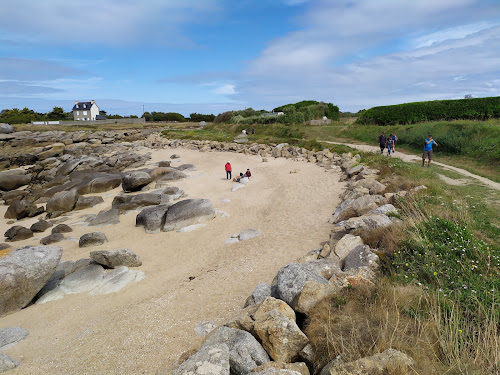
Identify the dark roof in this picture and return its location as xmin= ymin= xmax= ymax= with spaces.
xmin=72 ymin=102 xmax=93 ymax=111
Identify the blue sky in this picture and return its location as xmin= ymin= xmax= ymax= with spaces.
xmin=1 ymin=0 xmax=500 ymax=116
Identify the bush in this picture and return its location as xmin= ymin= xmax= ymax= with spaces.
xmin=358 ymin=97 xmax=500 ymax=125
xmin=214 ymin=111 xmax=233 ymax=124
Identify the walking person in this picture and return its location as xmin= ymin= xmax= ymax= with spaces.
xmin=422 ymin=135 xmax=438 ymax=167
xmin=387 ymin=135 xmax=394 ymax=156
xmin=391 ymin=133 xmax=398 ymax=153
xmin=378 ymin=131 xmax=387 ymax=154
xmin=225 ymin=161 xmax=232 ymax=180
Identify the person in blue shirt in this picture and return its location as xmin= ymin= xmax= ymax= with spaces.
xmin=422 ymin=135 xmax=438 ymax=167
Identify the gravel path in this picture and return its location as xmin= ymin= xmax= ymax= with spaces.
xmin=320 ymin=140 xmax=500 ymax=191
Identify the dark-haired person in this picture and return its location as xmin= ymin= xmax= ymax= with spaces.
xmin=378 ymin=131 xmax=387 ymax=154
xmin=422 ymin=135 xmax=438 ymax=167
xmin=245 ymin=169 xmax=251 ymax=178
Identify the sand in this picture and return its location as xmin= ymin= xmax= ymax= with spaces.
xmin=0 ymin=147 xmax=345 ymax=374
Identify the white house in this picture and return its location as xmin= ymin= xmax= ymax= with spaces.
xmin=72 ymin=100 xmax=100 ymax=121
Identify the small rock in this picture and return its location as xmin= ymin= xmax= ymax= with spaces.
xmin=90 ymin=248 xmax=142 ymax=268
xmin=30 ymin=220 xmax=53 ymax=233
xmin=0 ymin=353 xmax=20 ymax=372
xmin=51 ymin=223 xmax=73 ymax=234
xmin=79 ymin=232 xmax=108 ymax=248
xmin=4 ymin=225 xmax=33 ymax=242
xmin=170 ymin=154 xmax=180 ymax=159
xmin=238 ymin=229 xmax=261 ymax=241
xmin=40 ymin=232 xmax=65 ymax=245
xmin=0 ymin=327 xmax=29 ymax=350
xmin=195 ymin=321 xmax=217 ymax=337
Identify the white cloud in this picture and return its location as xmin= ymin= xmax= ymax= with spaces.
xmin=0 ymin=0 xmax=220 ymax=45
xmin=212 ymin=84 xmax=236 ymax=95
xmin=235 ymin=0 xmax=500 ymax=111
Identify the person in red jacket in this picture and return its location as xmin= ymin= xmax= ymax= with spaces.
xmin=225 ymin=161 xmax=232 ymax=180
xmin=245 ymin=169 xmax=251 ymax=178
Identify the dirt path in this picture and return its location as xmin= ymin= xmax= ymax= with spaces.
xmin=319 ymin=140 xmax=500 ymax=191
xmin=0 ymin=148 xmax=345 ymax=374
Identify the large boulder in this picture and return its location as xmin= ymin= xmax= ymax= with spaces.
xmin=330 ymin=195 xmax=387 ymax=224
xmin=162 ymin=199 xmax=216 ymax=232
xmin=333 ymin=214 xmax=394 ymax=233
xmin=173 ymin=344 xmax=230 ymax=375
xmin=4 ymin=226 xmax=33 ymax=242
xmin=272 ymin=263 xmax=331 ymax=305
xmin=75 ymin=195 xmax=104 ymax=210
xmin=0 ymin=170 xmax=31 ymax=191
xmin=202 ymin=327 xmax=270 ymax=374
xmin=331 ymin=234 xmax=364 ymax=264
xmin=136 ymin=204 xmax=170 ymax=233
xmin=253 ymin=309 xmax=309 ymax=363
xmin=0 ymin=245 xmax=62 ymax=317
xmin=45 ymin=189 xmax=79 ymax=216
xmin=343 ymin=245 xmax=379 ymax=272
xmin=90 ymin=248 xmax=142 ymax=268
xmin=0 ymin=123 xmax=14 ymax=134
xmin=320 ymin=348 xmax=414 ymax=375
xmin=122 ymin=171 xmax=152 ymax=192
xmin=40 ymin=232 xmax=65 ymax=245
xmin=30 ymin=220 xmax=53 ymax=233
xmin=35 ymin=143 xmax=65 ymax=160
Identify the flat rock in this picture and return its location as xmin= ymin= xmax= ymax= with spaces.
xmin=238 ymin=229 xmax=261 ymax=241
xmin=177 ymin=224 xmax=207 ymax=232
xmin=87 ymin=208 xmax=120 ymax=226
xmin=232 ymin=183 xmax=246 ymax=192
xmin=0 ymin=327 xmax=29 ymax=350
xmin=0 ymin=353 xmax=20 ymax=372
xmin=75 ymin=195 xmax=104 ymax=210
xmin=0 ymin=245 xmax=62 ymax=317
xmin=90 ymin=248 xmax=142 ymax=268
xmin=0 ymin=170 xmax=31 ymax=191
xmin=89 ymin=266 xmax=145 ymax=295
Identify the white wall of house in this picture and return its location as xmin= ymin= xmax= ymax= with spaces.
xmin=73 ymin=100 xmax=100 ymax=121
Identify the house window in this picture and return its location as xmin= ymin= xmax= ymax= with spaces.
xmin=76 ymin=111 xmax=79 ymax=115
xmin=83 ymin=111 xmax=88 ymax=115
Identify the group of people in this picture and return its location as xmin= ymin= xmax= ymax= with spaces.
xmin=242 ymin=128 xmax=255 ymax=135
xmin=378 ymin=131 xmax=438 ymax=167
xmin=378 ymin=131 xmax=398 ymax=155
xmin=224 ymin=161 xmax=251 ymax=182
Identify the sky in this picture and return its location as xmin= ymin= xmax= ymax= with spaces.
xmin=1 ymin=0 xmax=500 ymax=116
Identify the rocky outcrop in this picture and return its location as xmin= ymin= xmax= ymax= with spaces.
xmin=0 ymin=245 xmax=62 ymax=317
xmin=4 ymin=199 xmax=44 ymax=220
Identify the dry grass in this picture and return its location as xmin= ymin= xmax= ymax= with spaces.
xmin=305 ymin=281 xmax=442 ymax=374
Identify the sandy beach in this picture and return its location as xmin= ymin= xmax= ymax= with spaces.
xmin=0 ymin=147 xmax=345 ymax=374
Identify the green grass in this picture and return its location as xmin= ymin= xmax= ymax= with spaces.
xmin=303 ymin=119 xmax=500 ymax=182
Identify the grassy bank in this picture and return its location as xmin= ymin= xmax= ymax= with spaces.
xmin=306 ymin=153 xmax=499 ymax=374
xmin=12 ymin=122 xmax=197 ymax=132
xmin=303 ymin=119 xmax=500 ymax=182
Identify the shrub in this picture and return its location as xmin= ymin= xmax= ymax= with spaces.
xmin=358 ymin=97 xmax=500 ymax=125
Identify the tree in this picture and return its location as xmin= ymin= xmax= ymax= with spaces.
xmin=46 ymin=106 xmax=65 ymax=120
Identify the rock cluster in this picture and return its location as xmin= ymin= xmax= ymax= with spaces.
xmin=171 ymin=153 xmax=414 ymax=375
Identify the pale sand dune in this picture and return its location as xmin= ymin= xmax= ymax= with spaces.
xmin=0 ymin=148 xmax=345 ymax=374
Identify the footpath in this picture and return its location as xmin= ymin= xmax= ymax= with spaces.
xmin=319 ymin=140 xmax=500 ymax=191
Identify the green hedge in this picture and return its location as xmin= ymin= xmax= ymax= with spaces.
xmin=358 ymin=97 xmax=500 ymax=125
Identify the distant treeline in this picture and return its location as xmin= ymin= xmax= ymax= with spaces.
xmin=214 ymin=100 xmax=340 ymax=125
xmin=357 ymin=97 xmax=500 ymax=125
xmin=1 ymin=107 xmax=140 ymax=124
xmin=142 ymin=112 xmax=215 ymax=122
